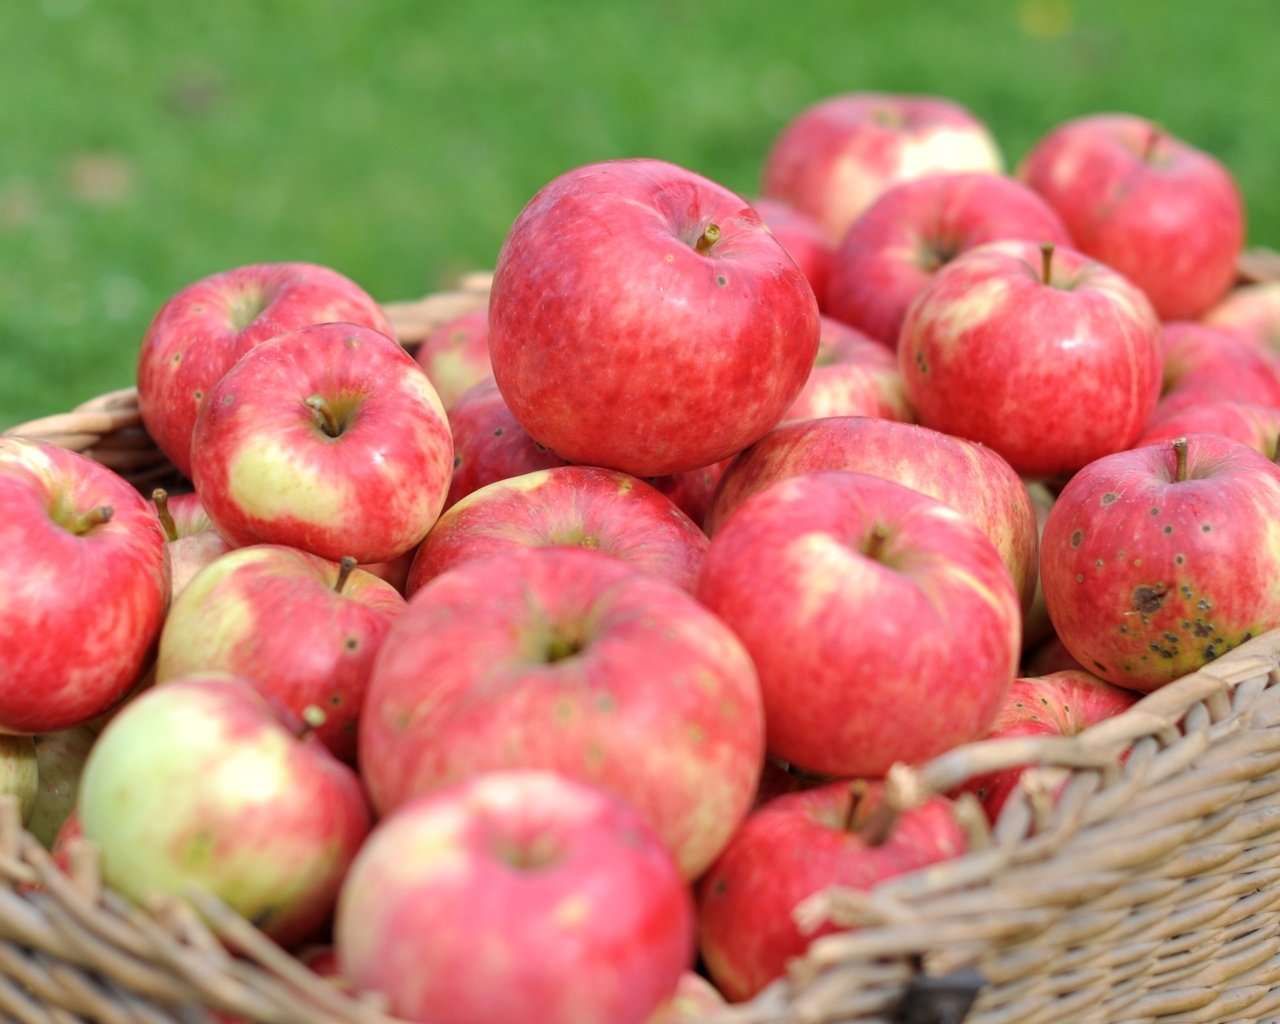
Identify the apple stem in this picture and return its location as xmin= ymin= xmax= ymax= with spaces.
xmin=1172 ymin=437 xmax=1189 ymax=482
xmin=306 ymin=395 xmax=341 ymax=438
xmin=151 ymin=488 xmax=179 ymax=542
xmin=842 ymin=780 xmax=869 ymax=833
xmin=842 ymin=780 xmax=897 ymax=847
xmin=694 ymin=222 xmax=721 ymax=254
xmin=863 ymin=524 xmax=891 ymax=562
xmin=1040 ymin=242 xmax=1055 ymax=285
xmin=334 ymin=556 xmax=357 ymax=594
xmin=65 ymin=505 xmax=114 ymax=535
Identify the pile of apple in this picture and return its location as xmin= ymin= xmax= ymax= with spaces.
xmin=5 ymin=91 xmax=1280 ymax=1024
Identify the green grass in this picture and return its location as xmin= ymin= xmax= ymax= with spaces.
xmin=3 ymin=0 xmax=1278 ymax=427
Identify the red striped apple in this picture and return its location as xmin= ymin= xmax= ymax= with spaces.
xmin=488 ymin=157 xmax=819 ymax=477
xmin=411 ymin=308 xmax=492 ymax=411
xmin=781 ymin=316 xmax=912 ymax=424
xmin=1202 ymin=280 xmax=1280 ymax=352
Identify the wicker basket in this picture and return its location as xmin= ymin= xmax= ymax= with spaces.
xmin=4 ymin=256 xmax=1280 ymax=1024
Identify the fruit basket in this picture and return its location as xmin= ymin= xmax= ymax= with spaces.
xmin=4 ymin=252 xmax=1280 ymax=1024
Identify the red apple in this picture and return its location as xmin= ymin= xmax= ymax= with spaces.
xmin=411 ymin=308 xmax=492 ymax=411
xmin=150 ymin=488 xmax=232 ymax=599
xmin=697 ymin=779 xmax=968 ymax=1001
xmin=1022 ymin=479 xmax=1057 ymax=652
xmin=154 ymin=544 xmax=405 ymax=763
xmin=1017 ymin=113 xmax=1245 ymax=321
xmin=0 ymin=437 xmax=169 ymax=733
xmin=644 ymin=971 xmax=726 ymax=1023
xmin=1202 ymin=281 xmax=1280 ymax=352
xmin=1021 ymin=633 xmax=1087 ymax=677
xmin=696 ymin=471 xmax=1021 ymax=777
xmin=1144 ymin=321 xmax=1280 ymax=426
xmin=899 ymin=240 xmax=1163 ymax=477
xmin=190 ymin=322 xmax=453 ymax=565
xmin=704 ymin=416 xmax=1039 ymax=614
xmin=488 ymin=157 xmax=820 ymax=477
xmin=760 ymin=92 xmax=1004 ymax=243
xmin=646 ymin=459 xmax=732 ymax=530
xmin=781 ymin=316 xmax=913 ymax=424
xmin=1137 ymin=399 xmax=1280 ymax=458
xmin=752 ymin=197 xmax=835 ymax=301
xmin=952 ymin=671 xmax=1139 ymax=823
xmin=823 ymin=171 xmax=1072 ymax=348
xmin=360 ymin=546 xmax=764 ymax=879
xmin=1040 ymin=435 xmax=1280 ymax=691
xmin=77 ymin=673 xmax=371 ymax=947
xmin=406 ymin=465 xmax=709 ymax=597
xmin=136 ymin=262 xmax=393 ymax=479
xmin=335 ymin=770 xmax=695 ymax=1024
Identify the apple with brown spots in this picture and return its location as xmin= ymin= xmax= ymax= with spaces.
xmin=1040 ymin=434 xmax=1280 ymax=692
xmin=899 ymin=239 xmax=1163 ymax=477
xmin=154 ymin=544 xmax=405 ymax=763
xmin=335 ymin=770 xmax=695 ymax=1024
xmin=136 ymin=262 xmax=393 ymax=479
xmin=1018 ymin=113 xmax=1245 ymax=322
xmin=488 ymin=157 xmax=820 ymax=477
xmin=406 ymin=465 xmax=708 ymax=597
xmin=360 ymin=546 xmax=764 ymax=879
xmin=190 ymin=322 xmax=453 ymax=565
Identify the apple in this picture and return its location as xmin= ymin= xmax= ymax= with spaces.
xmin=150 ymin=488 xmax=232 ymax=599
xmin=704 ymin=416 xmax=1039 ymax=614
xmin=1021 ymin=633 xmax=1087 ymax=677
xmin=26 ymin=724 xmax=98 ymax=848
xmin=411 ymin=308 xmax=492 ymax=411
xmin=77 ymin=673 xmax=371 ymax=947
xmin=1202 ymin=280 xmax=1280 ymax=352
xmin=751 ymin=196 xmax=835 ymax=301
xmin=154 ymin=544 xmax=405 ymax=763
xmin=190 ymin=321 xmax=453 ymax=565
xmin=360 ymin=546 xmax=764 ymax=879
xmin=1017 ymin=113 xmax=1245 ymax=321
xmin=335 ymin=770 xmax=695 ymax=1024
xmin=406 ymin=465 xmax=710 ymax=597
xmin=1040 ymin=434 xmax=1280 ymax=691
xmin=645 ymin=971 xmax=726 ymax=1023
xmin=899 ymin=240 xmax=1163 ymax=477
xmin=1137 ymin=399 xmax=1280 ymax=458
xmin=696 ymin=470 xmax=1020 ymax=777
xmin=136 ymin=262 xmax=394 ymax=479
xmin=0 ymin=734 xmax=38 ymax=822
xmin=781 ymin=316 xmax=913 ymax=424
xmin=697 ymin=778 xmax=968 ymax=1002
xmin=488 ymin=157 xmax=820 ymax=477
xmin=822 ymin=171 xmax=1073 ymax=348
xmin=646 ymin=458 xmax=733 ymax=530
xmin=0 ymin=437 xmax=169 ymax=734
xmin=1144 ymin=321 xmax=1280 ymax=426
xmin=952 ymin=671 xmax=1139 ymax=823
xmin=759 ymin=92 xmax=1004 ymax=243
xmin=1022 ymin=479 xmax=1057 ymax=651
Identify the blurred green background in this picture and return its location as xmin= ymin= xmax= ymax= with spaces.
xmin=3 ymin=0 xmax=1278 ymax=427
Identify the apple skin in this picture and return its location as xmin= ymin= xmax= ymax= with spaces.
xmin=1137 ymin=399 xmax=1280 ymax=459
xmin=488 ymin=157 xmax=820 ymax=477
xmin=77 ymin=673 xmax=371 ymax=947
xmin=26 ymin=724 xmax=98 ymax=848
xmin=411 ymin=308 xmax=492 ymax=412
xmin=1202 ymin=281 xmax=1280 ymax=353
xmin=899 ymin=239 xmax=1164 ymax=477
xmin=644 ymin=971 xmax=726 ymax=1023
xmin=781 ymin=316 xmax=913 ymax=424
xmin=952 ymin=671 xmax=1139 ymax=823
xmin=760 ymin=92 xmax=1004 ymax=244
xmin=697 ymin=778 xmax=968 ymax=1002
xmin=360 ymin=546 xmax=764 ymax=879
xmin=1040 ymin=434 xmax=1280 ymax=692
xmin=823 ymin=171 xmax=1073 ymax=349
xmin=696 ymin=471 xmax=1021 ymax=777
xmin=136 ymin=262 xmax=394 ymax=479
xmin=190 ymin=322 xmax=453 ymax=565
xmin=0 ymin=437 xmax=170 ymax=734
xmin=335 ymin=770 xmax=695 ymax=1024
xmin=751 ymin=197 xmax=835 ymax=301
xmin=1017 ymin=113 xmax=1245 ymax=321
xmin=154 ymin=544 xmax=405 ymax=763
xmin=406 ymin=465 xmax=709 ymax=597
xmin=1021 ymin=633 xmax=1087 ymax=677
xmin=704 ymin=416 xmax=1039 ymax=615
xmin=1144 ymin=321 xmax=1280 ymax=426
xmin=151 ymin=489 xmax=233 ymax=600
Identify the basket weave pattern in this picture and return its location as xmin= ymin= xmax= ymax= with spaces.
xmin=4 ymin=258 xmax=1280 ymax=1023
